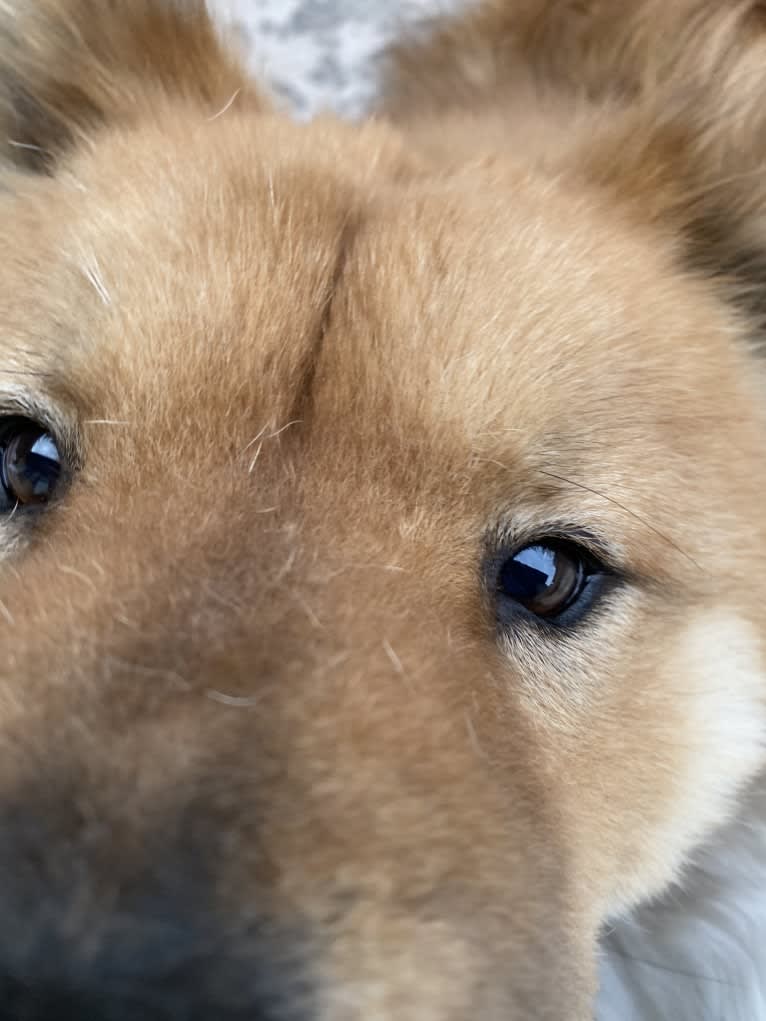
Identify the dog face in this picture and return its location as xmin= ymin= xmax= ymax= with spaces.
xmin=0 ymin=2 xmax=765 ymax=1018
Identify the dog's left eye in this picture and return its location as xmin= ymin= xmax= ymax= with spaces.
xmin=496 ymin=541 xmax=604 ymax=624
xmin=0 ymin=420 xmax=62 ymax=511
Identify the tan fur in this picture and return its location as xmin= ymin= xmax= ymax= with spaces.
xmin=0 ymin=1 xmax=765 ymax=1017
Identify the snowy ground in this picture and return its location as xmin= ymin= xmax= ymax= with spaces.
xmin=209 ymin=0 xmax=469 ymax=117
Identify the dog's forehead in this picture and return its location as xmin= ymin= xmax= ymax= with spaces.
xmin=0 ymin=113 xmax=759 ymax=489
xmin=314 ymin=175 xmax=755 ymax=458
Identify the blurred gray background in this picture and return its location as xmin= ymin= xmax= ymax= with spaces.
xmin=209 ymin=0 xmax=469 ymax=117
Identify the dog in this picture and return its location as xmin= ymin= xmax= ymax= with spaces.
xmin=0 ymin=0 xmax=764 ymax=1017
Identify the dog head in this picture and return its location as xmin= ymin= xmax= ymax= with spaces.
xmin=0 ymin=2 xmax=765 ymax=1018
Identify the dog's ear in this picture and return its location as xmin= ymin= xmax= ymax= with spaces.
xmin=0 ymin=0 xmax=265 ymax=171
xmin=575 ymin=2 xmax=766 ymax=334
xmin=386 ymin=0 xmax=766 ymax=335
xmin=382 ymin=0 xmax=626 ymax=119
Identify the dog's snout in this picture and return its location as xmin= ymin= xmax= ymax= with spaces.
xmin=0 ymin=917 xmax=309 ymax=1021
xmin=0 ymin=792 xmax=312 ymax=1021
xmin=0 ymin=977 xmax=300 ymax=1021
xmin=0 ymin=973 xmax=253 ymax=1021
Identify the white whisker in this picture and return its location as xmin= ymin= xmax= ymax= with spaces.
xmin=248 ymin=441 xmax=264 ymax=473
xmin=81 ymin=257 xmax=111 ymax=306
xmin=205 ymin=689 xmax=261 ymax=708
xmin=7 ymin=138 xmax=46 ymax=154
xmin=382 ymin=638 xmax=404 ymax=675
xmin=207 ymin=89 xmax=241 ymax=121
xmin=59 ymin=565 xmax=99 ymax=594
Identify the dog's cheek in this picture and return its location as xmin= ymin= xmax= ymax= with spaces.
xmin=607 ymin=609 xmax=766 ymax=915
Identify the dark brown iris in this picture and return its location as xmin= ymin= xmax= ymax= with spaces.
xmin=1 ymin=424 xmax=61 ymax=508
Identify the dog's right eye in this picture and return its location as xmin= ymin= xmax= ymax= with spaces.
xmin=494 ymin=539 xmax=609 ymax=627
xmin=0 ymin=420 xmax=62 ymax=512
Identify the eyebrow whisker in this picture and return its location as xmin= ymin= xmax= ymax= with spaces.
xmin=537 ymin=469 xmax=703 ymax=573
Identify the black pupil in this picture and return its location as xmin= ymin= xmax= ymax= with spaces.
xmin=2 ymin=427 xmax=61 ymax=505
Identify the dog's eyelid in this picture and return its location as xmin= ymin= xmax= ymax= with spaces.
xmin=490 ymin=521 xmax=624 ymax=574
xmin=558 ymin=531 xmax=628 ymax=579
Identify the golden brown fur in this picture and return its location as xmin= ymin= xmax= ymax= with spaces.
xmin=0 ymin=1 xmax=765 ymax=1018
